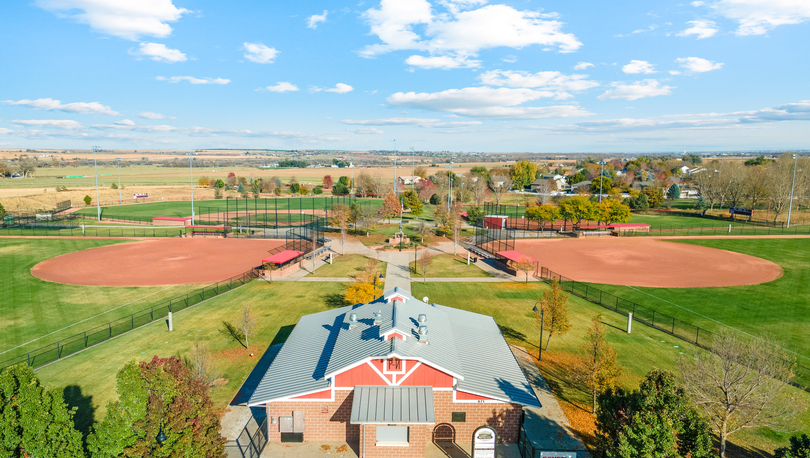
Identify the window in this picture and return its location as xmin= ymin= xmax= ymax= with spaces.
xmin=376 ymin=426 xmax=409 ymax=446
xmin=451 ymin=412 xmax=466 ymax=422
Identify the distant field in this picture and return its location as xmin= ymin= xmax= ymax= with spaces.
xmin=583 ymin=238 xmax=810 ymax=361
xmin=0 ymin=238 xmax=202 ymax=361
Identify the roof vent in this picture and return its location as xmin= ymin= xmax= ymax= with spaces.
xmin=373 ymin=310 xmax=382 ymax=326
xmin=418 ymin=325 xmax=428 ymax=344
xmin=348 ymin=312 xmax=358 ymax=330
xmin=417 ymin=314 xmax=427 ymax=324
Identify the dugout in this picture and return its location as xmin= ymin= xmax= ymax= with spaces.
xmin=262 ymin=250 xmax=305 ymax=277
xmin=184 ymin=225 xmax=232 ymax=238
xmin=495 ymin=250 xmax=539 ymax=279
xmin=153 ymin=216 xmax=193 ymax=226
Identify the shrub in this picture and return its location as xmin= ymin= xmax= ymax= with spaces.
xmin=84 ymin=195 xmax=92 ymax=206
xmin=313 ymin=186 xmax=323 ymax=194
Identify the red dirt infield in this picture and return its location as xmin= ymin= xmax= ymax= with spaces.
xmin=31 ymin=238 xmax=286 ymax=286
xmin=512 ymin=238 xmax=782 ymax=288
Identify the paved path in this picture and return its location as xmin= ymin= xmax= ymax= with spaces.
xmin=384 ymin=252 xmax=413 ymax=292
xmin=511 ymin=346 xmax=590 ymax=455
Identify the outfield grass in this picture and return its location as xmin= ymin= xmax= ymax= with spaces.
xmin=409 ymin=254 xmax=492 ymax=278
xmin=627 ymin=213 xmax=749 ymax=228
xmin=308 ymin=254 xmax=387 ymax=278
xmin=0 ymin=239 xmax=202 ymax=361
xmin=36 ymin=281 xmax=347 ymax=434
xmin=410 ymin=282 xmax=810 ymax=455
xmin=0 ymin=226 xmax=185 ymax=237
xmin=584 ymin=238 xmax=810 ymax=361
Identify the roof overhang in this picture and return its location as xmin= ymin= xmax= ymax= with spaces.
xmin=350 ymin=386 xmax=435 ymax=425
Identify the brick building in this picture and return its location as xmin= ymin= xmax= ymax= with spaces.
xmin=248 ymin=288 xmax=541 ymax=457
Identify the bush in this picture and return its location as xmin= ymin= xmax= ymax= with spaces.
xmin=289 ymin=182 xmax=300 ymax=193
xmin=111 ymin=183 xmax=118 ymax=189
xmin=313 ymin=186 xmax=323 ymax=194
xmin=332 ymin=182 xmax=349 ymax=195
xmin=84 ymin=195 xmax=92 ymax=206
xmin=299 ymin=185 xmax=310 ymax=194
xmin=429 ymin=193 xmax=440 ymax=205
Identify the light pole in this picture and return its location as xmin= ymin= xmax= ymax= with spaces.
xmin=787 ymin=153 xmax=798 ymax=228
xmin=190 ymin=156 xmax=195 ymax=224
xmin=116 ymin=157 xmax=122 ymax=203
xmin=597 ymin=160 xmax=607 ymax=203
xmin=411 ymin=147 xmax=415 ymax=191
xmin=349 ymin=156 xmax=354 ymax=197
xmin=447 ymin=155 xmax=456 ymax=212
xmin=392 ymin=139 xmax=398 ymax=196
xmin=533 ymin=302 xmax=544 ymax=361
xmin=92 ymin=146 xmax=102 ymax=221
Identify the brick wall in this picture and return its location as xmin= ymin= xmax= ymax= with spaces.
xmin=266 ymin=390 xmax=359 ymax=442
xmin=432 ymin=391 xmax=522 ymax=443
xmin=359 ymin=424 xmax=430 ymax=458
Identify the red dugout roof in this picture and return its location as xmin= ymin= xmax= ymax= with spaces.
xmin=496 ymin=251 xmax=539 ymax=263
xmin=262 ymin=250 xmax=304 ymax=264
xmin=185 ymin=226 xmax=232 ymax=229
xmin=153 ymin=216 xmax=192 ymax=221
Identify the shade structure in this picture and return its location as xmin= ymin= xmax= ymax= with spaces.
xmin=262 ymin=250 xmax=304 ymax=264
xmin=496 ymin=250 xmax=539 ymax=263
xmin=350 ymin=386 xmax=435 ymax=425
xmin=153 ymin=216 xmax=192 ymax=221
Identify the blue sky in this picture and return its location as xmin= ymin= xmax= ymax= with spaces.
xmin=0 ymin=0 xmax=808 ymax=152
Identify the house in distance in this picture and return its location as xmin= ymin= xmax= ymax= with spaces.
xmin=248 ymin=287 xmax=541 ymax=457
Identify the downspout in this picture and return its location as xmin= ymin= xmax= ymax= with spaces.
xmin=362 ymin=424 xmax=366 ymax=458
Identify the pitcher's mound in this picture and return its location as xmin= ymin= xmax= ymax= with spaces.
xmin=32 ymin=238 xmax=286 ymax=286
xmin=513 ymin=238 xmax=781 ymax=288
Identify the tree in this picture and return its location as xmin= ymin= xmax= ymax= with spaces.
xmin=525 ymin=204 xmax=560 ymax=233
xmin=470 ymin=165 xmax=491 ymax=184
xmin=381 ymin=190 xmax=400 ymax=219
xmin=417 ymin=179 xmax=436 ymax=203
xmin=299 ymin=185 xmax=309 ymax=195
xmin=569 ymin=171 xmax=587 ymax=185
xmin=331 ymin=203 xmax=351 ymax=253
xmin=313 ymin=186 xmax=323 ymax=194
xmin=417 ymin=221 xmax=432 ymax=243
xmin=590 ymin=176 xmax=613 ymax=195
xmin=694 ymin=196 xmax=707 ymax=212
xmin=84 ymin=195 xmax=92 ymax=206
xmin=226 ymin=172 xmax=237 ymax=187
xmin=533 ymin=179 xmax=554 ymax=205
xmin=466 ymin=205 xmax=485 ymax=226
xmin=597 ymin=199 xmax=631 ymax=225
xmin=16 ymin=157 xmax=37 ymax=178
xmin=0 ymin=364 xmax=85 ymax=458
xmin=573 ymin=315 xmax=622 ymax=413
xmin=289 ymin=182 xmax=300 ymax=194
xmin=596 ymin=370 xmax=712 ymax=458
xmin=537 ymin=281 xmax=571 ymax=351
xmin=355 ymin=204 xmax=380 ymax=237
xmin=414 ymin=166 xmax=428 ymax=179
xmin=558 ymin=196 xmax=597 ymax=229
xmin=775 ymin=434 xmax=810 ymax=458
xmin=490 ymin=177 xmax=512 ymax=205
xmin=186 ymin=338 xmax=219 ymax=387
xmin=214 ymin=187 xmax=223 ymax=199
xmin=323 ymin=175 xmax=334 ymax=188
xmin=344 ymin=279 xmax=381 ymax=304
xmin=238 ymin=304 xmax=257 ymax=349
xmin=684 ymin=153 xmax=703 ymax=165
xmin=766 ymin=155 xmax=808 ymax=223
xmin=251 ymin=180 xmax=260 ymax=198
xmin=468 ymin=175 xmax=489 ymax=205
xmin=679 ymin=331 xmax=799 ymax=458
xmin=332 ymin=181 xmax=349 ymax=195
xmin=667 ymin=183 xmax=681 ymax=199
xmin=88 ymin=356 xmax=225 ymax=458
xmin=510 ymin=160 xmax=538 ymax=189
xmin=0 ymin=202 xmax=6 ymax=220
xmin=400 ymin=189 xmax=422 ymax=216
xmin=642 ymin=186 xmax=664 ymax=208
xmin=358 ymin=172 xmax=386 ymax=197
xmin=417 ymin=250 xmax=433 ymax=283
xmin=513 ymin=256 xmax=535 ymax=284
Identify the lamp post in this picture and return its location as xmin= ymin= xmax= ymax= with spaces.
xmin=787 ymin=154 xmax=798 ymax=228
xmin=190 ymin=156 xmax=195 ymax=224
xmin=349 ymin=156 xmax=354 ymax=197
xmin=156 ymin=425 xmax=167 ymax=447
xmin=411 ymin=147 xmax=415 ymax=191
xmin=116 ymin=157 xmax=122 ymax=203
xmin=92 ymin=146 xmax=101 ymax=221
xmin=392 ymin=139 xmax=397 ymax=197
xmin=533 ymin=302 xmax=544 ymax=361
xmin=597 ymin=160 xmax=607 ymax=203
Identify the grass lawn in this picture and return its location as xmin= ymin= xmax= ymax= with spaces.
xmin=584 ymin=238 xmax=810 ymax=362
xmin=410 ymin=282 xmax=810 ymax=456
xmin=0 ymin=226 xmax=185 ymax=237
xmin=0 ymin=239 xmax=202 ymax=361
xmin=36 ymin=281 xmax=347 ymax=436
xmin=409 ymin=254 xmax=492 ymax=278
xmin=627 ymin=213 xmax=746 ymax=229
xmin=308 ymin=254 xmax=387 ymax=278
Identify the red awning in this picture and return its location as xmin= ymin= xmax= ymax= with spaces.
xmin=610 ymin=223 xmax=651 ymax=228
xmin=496 ymin=251 xmax=539 ymax=263
xmin=153 ymin=216 xmax=192 ymax=221
xmin=262 ymin=250 xmax=304 ymax=264
xmin=579 ymin=225 xmax=611 ymax=230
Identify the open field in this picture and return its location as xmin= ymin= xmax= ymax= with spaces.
xmin=409 ymin=253 xmax=492 ymax=278
xmin=582 ymin=238 xmax=810 ymax=361
xmin=410 ymin=282 xmax=810 ymax=456
xmin=0 ymin=238 xmax=203 ymax=360
xmin=308 ymin=254 xmax=387 ymax=278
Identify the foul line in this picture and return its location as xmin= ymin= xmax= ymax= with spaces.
xmin=0 ymin=285 xmax=177 ymax=357
xmin=627 ymin=286 xmax=810 ymax=362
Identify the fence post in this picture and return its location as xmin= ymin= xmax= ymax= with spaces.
xmin=57 ymin=341 xmax=61 ymax=358
xmin=696 ymin=327 xmax=700 ymax=345
xmin=84 ymin=331 xmax=87 ymax=348
xmin=672 ymin=317 xmax=675 ymax=334
xmin=109 ymin=322 xmax=112 ymax=338
xmin=652 ymin=311 xmax=656 ymax=327
xmin=131 ymin=314 xmax=134 ymax=330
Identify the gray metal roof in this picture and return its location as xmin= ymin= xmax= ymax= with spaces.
xmin=248 ymin=287 xmax=540 ymax=409
xmin=350 ymin=386 xmax=435 ymax=424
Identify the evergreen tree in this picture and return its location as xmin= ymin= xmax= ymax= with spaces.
xmin=667 ymin=183 xmax=681 ymax=199
xmin=775 ymin=434 xmax=810 ymax=458
xmin=0 ymin=202 xmax=6 ymax=220
xmin=0 ymin=365 xmax=84 ymax=458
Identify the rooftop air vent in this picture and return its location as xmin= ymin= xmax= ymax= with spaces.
xmin=373 ymin=311 xmax=382 ymax=326
xmin=348 ymin=312 xmax=358 ymax=330
xmin=418 ymin=325 xmax=428 ymax=344
xmin=417 ymin=314 xmax=427 ymax=324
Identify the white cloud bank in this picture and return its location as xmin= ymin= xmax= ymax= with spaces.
xmin=311 ymin=83 xmax=354 ymax=93
xmin=12 ymin=119 xmax=83 ymax=129
xmin=711 ymin=0 xmax=810 ymax=35
xmin=262 ymin=82 xmax=299 ymax=93
xmin=622 ymin=60 xmax=657 ymax=74
xmin=477 ymin=70 xmax=599 ymax=99
xmin=307 ymin=10 xmax=328 ymax=29
xmin=156 ymin=76 xmax=231 ymax=84
xmin=677 ymin=19 xmax=719 ymax=39
xmin=347 ymin=127 xmax=384 ymax=134
xmin=573 ymin=62 xmax=593 ymax=70
xmin=138 ymin=111 xmax=173 ymax=119
xmin=243 ymin=43 xmax=279 ymax=64
xmin=131 ymin=42 xmax=186 ymax=62
xmin=676 ymin=57 xmax=724 ymax=73
xmin=3 ymin=98 xmax=120 ymax=116
xmin=35 ymin=0 xmax=189 ymax=40
xmin=597 ymin=80 xmax=673 ymax=101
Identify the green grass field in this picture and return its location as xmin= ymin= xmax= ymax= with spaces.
xmin=584 ymin=238 xmax=810 ymax=361
xmin=0 ymin=239 xmax=202 ymax=361
xmin=308 ymin=254 xmax=387 ymax=278
xmin=409 ymin=254 xmax=492 ymax=278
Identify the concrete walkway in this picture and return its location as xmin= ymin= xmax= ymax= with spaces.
xmin=384 ymin=252 xmax=413 ymax=292
xmin=511 ymin=346 xmax=590 ymax=455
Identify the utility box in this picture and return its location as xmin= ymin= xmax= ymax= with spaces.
xmin=292 ymin=411 xmax=305 ymax=433
xmin=279 ymin=416 xmax=293 ymax=433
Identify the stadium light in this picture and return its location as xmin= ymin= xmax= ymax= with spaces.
xmin=92 ymin=146 xmax=101 ymax=221
xmin=787 ymin=154 xmax=798 ymax=228
xmin=392 ymin=139 xmax=397 ymax=197
xmin=116 ymin=157 xmax=122 ymax=203
xmin=411 ymin=147 xmax=415 ymax=191
xmin=597 ymin=160 xmax=607 ymax=203
xmin=190 ymin=156 xmax=195 ymax=224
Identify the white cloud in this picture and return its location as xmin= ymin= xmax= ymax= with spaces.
xmin=2 ymin=98 xmax=120 ymax=116
xmin=677 ymin=19 xmax=719 ymax=39
xmin=711 ymin=0 xmax=810 ymax=35
xmin=341 ymin=117 xmax=441 ymax=126
xmin=597 ymin=79 xmax=673 ymax=100
xmin=622 ymin=60 xmax=657 ymax=74
xmin=502 ymin=55 xmax=518 ymax=63
xmin=131 ymin=42 xmax=186 ymax=62
xmin=262 ymin=82 xmax=299 ymax=93
xmin=348 ymin=127 xmax=384 ymax=134
xmin=405 ymin=54 xmax=481 ymax=69
xmin=360 ymin=0 xmax=581 ymax=65
xmin=669 ymin=70 xmax=682 ymax=75
xmin=93 ymin=122 xmax=177 ymax=132
xmin=676 ymin=56 xmax=724 ymax=72
xmin=0 ymin=128 xmax=14 ymax=135
xmin=156 ymin=76 xmax=231 ymax=84
xmin=12 ymin=119 xmax=83 ymax=129
xmin=116 ymin=119 xmax=136 ymax=126
xmin=478 ymin=70 xmax=599 ymax=97
xmin=138 ymin=111 xmax=173 ymax=119
xmin=35 ymin=0 xmax=189 ymax=40
xmin=325 ymin=83 xmax=354 ymax=93
xmin=616 ymin=24 xmax=658 ymax=37
xmin=307 ymin=10 xmax=328 ymax=29
xmin=692 ymin=1 xmax=705 ymax=6
xmin=243 ymin=42 xmax=279 ymax=64
xmin=573 ymin=62 xmax=593 ymax=70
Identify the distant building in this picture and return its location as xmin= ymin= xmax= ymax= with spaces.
xmin=530 ymin=174 xmax=566 ymax=191
xmin=398 ymin=176 xmax=422 ymax=186
xmin=248 ymin=288 xmax=540 ymax=455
